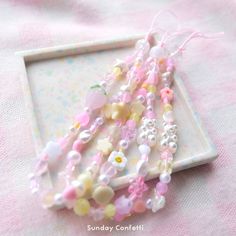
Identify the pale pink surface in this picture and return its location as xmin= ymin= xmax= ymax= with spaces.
xmin=0 ymin=0 xmax=235 ymax=235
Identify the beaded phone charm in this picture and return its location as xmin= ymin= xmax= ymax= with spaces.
xmin=29 ymin=12 xmax=223 ymax=221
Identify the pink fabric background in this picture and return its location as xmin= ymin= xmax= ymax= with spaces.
xmin=0 ymin=0 xmax=235 ymax=235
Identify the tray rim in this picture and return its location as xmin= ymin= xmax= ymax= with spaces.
xmin=16 ymin=34 xmax=218 ymax=194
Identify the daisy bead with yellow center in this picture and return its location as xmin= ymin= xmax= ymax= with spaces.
xmin=108 ymin=151 xmax=127 ymax=171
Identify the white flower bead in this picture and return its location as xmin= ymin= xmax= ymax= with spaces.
xmin=44 ymin=141 xmax=62 ymax=160
xmin=108 ymin=151 xmax=127 ymax=171
xmin=138 ymin=144 xmax=151 ymax=155
xmin=160 ymin=172 xmax=171 ymax=183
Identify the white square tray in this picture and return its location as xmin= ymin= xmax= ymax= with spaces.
xmin=17 ymin=34 xmax=218 ymax=193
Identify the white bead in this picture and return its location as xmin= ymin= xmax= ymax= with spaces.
xmin=137 ymin=95 xmax=145 ymax=103
xmin=147 ymin=92 xmax=155 ymax=101
xmin=163 ymin=111 xmax=175 ymax=123
xmin=150 ymin=45 xmax=166 ymax=58
xmin=119 ymin=140 xmax=129 ymax=149
xmin=120 ymin=84 xmax=129 ymax=91
xmin=79 ymin=130 xmax=92 ymax=143
xmin=44 ymin=141 xmax=62 ymax=160
xmin=136 ymin=159 xmax=148 ymax=176
xmin=169 ymin=142 xmax=177 ymax=153
xmin=146 ymin=198 xmax=153 ymax=209
xmin=95 ymin=117 xmax=104 ymax=126
xmin=54 ymin=193 xmax=63 ymax=205
xmin=148 ymin=134 xmax=156 ymax=147
xmin=138 ymin=144 xmax=151 ymax=155
xmin=147 ymin=105 xmax=153 ymax=112
xmin=160 ymin=172 xmax=171 ymax=183
xmin=67 ymin=150 xmax=81 ymax=161
xmin=98 ymin=174 xmax=110 ymax=185
xmin=158 ymin=196 xmax=166 ymax=209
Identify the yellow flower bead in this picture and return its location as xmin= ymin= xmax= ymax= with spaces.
xmin=164 ymin=104 xmax=172 ymax=112
xmin=130 ymin=113 xmax=140 ymax=123
xmin=148 ymin=85 xmax=156 ymax=93
xmin=104 ymin=204 xmax=116 ymax=219
xmin=73 ymin=198 xmax=90 ymax=216
xmin=78 ymin=173 xmax=93 ymax=191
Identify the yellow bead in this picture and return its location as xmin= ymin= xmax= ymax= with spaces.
xmin=141 ymin=83 xmax=148 ymax=89
xmin=113 ymin=67 xmax=123 ymax=79
xmin=92 ymin=185 xmax=114 ymax=205
xmin=130 ymin=113 xmax=140 ymax=123
xmin=74 ymin=122 xmax=81 ymax=129
xmin=78 ymin=173 xmax=93 ymax=191
xmin=164 ymin=104 xmax=172 ymax=112
xmin=148 ymin=85 xmax=156 ymax=93
xmin=131 ymin=101 xmax=145 ymax=116
xmin=73 ymin=198 xmax=90 ymax=216
xmin=104 ymin=204 xmax=116 ymax=219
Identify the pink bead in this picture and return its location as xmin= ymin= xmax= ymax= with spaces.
xmin=63 ymin=186 xmax=77 ymax=201
xmin=136 ymin=88 xmax=147 ymax=97
xmin=146 ymin=111 xmax=155 ymax=119
xmin=147 ymin=71 xmax=158 ymax=85
xmin=76 ymin=112 xmax=90 ymax=127
xmin=122 ymin=92 xmax=131 ymax=103
xmin=115 ymin=195 xmax=133 ymax=215
xmin=156 ymin=182 xmax=168 ymax=195
xmin=85 ymin=89 xmax=107 ymax=110
xmin=114 ymin=213 xmax=125 ymax=222
xmin=92 ymin=152 xmax=103 ymax=165
xmin=161 ymin=150 xmax=173 ymax=160
xmin=126 ymin=119 xmax=136 ymax=129
xmin=133 ymin=199 xmax=146 ymax=213
xmin=58 ymin=137 xmax=67 ymax=148
xmin=72 ymin=140 xmax=84 ymax=152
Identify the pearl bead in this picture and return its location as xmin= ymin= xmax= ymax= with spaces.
xmin=160 ymin=172 xmax=171 ymax=183
xmin=138 ymin=144 xmax=151 ymax=155
xmin=54 ymin=193 xmax=63 ymax=205
xmin=79 ymin=130 xmax=92 ymax=143
xmin=147 ymin=92 xmax=155 ymax=101
xmin=95 ymin=117 xmax=104 ymax=126
xmin=44 ymin=141 xmax=62 ymax=160
xmin=147 ymin=105 xmax=153 ymax=112
xmin=137 ymin=95 xmax=145 ymax=103
xmin=146 ymin=198 xmax=153 ymax=209
xmin=119 ymin=140 xmax=129 ymax=149
xmin=148 ymin=134 xmax=156 ymax=147
xmin=67 ymin=150 xmax=81 ymax=161
xmin=98 ymin=174 xmax=110 ymax=185
xmin=150 ymin=45 xmax=166 ymax=58
xmin=169 ymin=142 xmax=177 ymax=153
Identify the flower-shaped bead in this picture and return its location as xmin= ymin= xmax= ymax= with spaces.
xmin=128 ymin=176 xmax=148 ymax=199
xmin=160 ymin=87 xmax=174 ymax=102
xmin=97 ymin=138 xmax=113 ymax=155
xmin=108 ymin=151 xmax=127 ymax=171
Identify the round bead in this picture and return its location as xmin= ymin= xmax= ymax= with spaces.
xmin=67 ymin=150 xmax=81 ymax=162
xmin=136 ymin=159 xmax=148 ymax=176
xmin=54 ymin=193 xmax=63 ymax=205
xmin=95 ymin=117 xmax=104 ymax=126
xmin=72 ymin=140 xmax=84 ymax=152
xmin=44 ymin=141 xmax=62 ymax=160
xmin=63 ymin=186 xmax=77 ymax=201
xmin=163 ymin=111 xmax=174 ymax=123
xmin=78 ymin=173 xmax=93 ymax=191
xmin=169 ymin=142 xmax=177 ymax=153
xmin=133 ymin=199 xmax=146 ymax=213
xmin=98 ymin=174 xmax=110 ymax=185
xmin=138 ymin=144 xmax=151 ymax=155
xmin=147 ymin=92 xmax=155 ymax=101
xmin=73 ymin=198 xmax=90 ymax=216
xmin=156 ymin=182 xmax=168 ymax=195
xmin=137 ymin=95 xmax=145 ymax=103
xmin=92 ymin=185 xmax=114 ymax=205
xmin=148 ymin=134 xmax=156 ymax=147
xmin=146 ymin=198 xmax=153 ymax=209
xmin=119 ymin=140 xmax=129 ymax=150
xmin=150 ymin=45 xmax=166 ymax=58
xmin=160 ymin=172 xmax=171 ymax=183
xmin=104 ymin=204 xmax=116 ymax=219
xmin=76 ymin=112 xmax=90 ymax=127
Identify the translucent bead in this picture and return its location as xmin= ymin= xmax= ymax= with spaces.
xmin=138 ymin=144 xmax=151 ymax=155
xmin=85 ymin=88 xmax=107 ymax=110
xmin=100 ymin=161 xmax=117 ymax=178
xmin=104 ymin=204 xmax=116 ymax=218
xmin=44 ymin=141 xmax=62 ymax=160
xmin=73 ymin=198 xmax=90 ymax=216
xmin=150 ymin=45 xmax=167 ymax=58
xmin=75 ymin=112 xmax=90 ymax=127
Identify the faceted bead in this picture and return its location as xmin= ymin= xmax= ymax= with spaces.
xmin=100 ymin=161 xmax=117 ymax=178
xmin=85 ymin=89 xmax=107 ymax=110
xmin=104 ymin=204 xmax=116 ymax=218
xmin=73 ymin=198 xmax=90 ymax=216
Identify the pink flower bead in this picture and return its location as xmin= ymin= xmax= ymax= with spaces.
xmin=72 ymin=140 xmax=84 ymax=152
xmin=156 ymin=182 xmax=168 ymax=195
xmin=160 ymin=87 xmax=174 ymax=102
xmin=63 ymin=186 xmax=77 ymax=201
xmin=76 ymin=112 xmax=90 ymax=127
